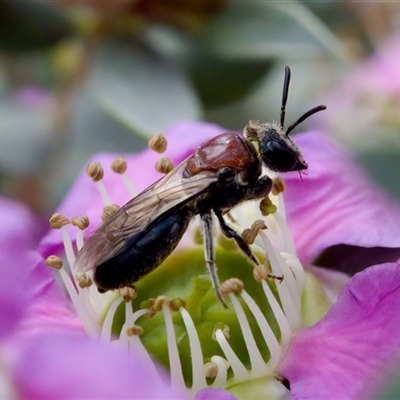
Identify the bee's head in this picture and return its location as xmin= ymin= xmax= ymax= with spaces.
xmin=244 ymin=66 xmax=326 ymax=173
xmin=245 ymin=121 xmax=308 ymax=173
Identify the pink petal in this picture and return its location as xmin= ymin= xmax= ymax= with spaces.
xmin=279 ymin=262 xmax=400 ymax=399
xmin=38 ymin=121 xmax=225 ymax=258
xmin=13 ymin=333 xmax=187 ymax=400
xmin=20 ymin=253 xmax=84 ymax=338
xmin=0 ymin=197 xmax=38 ymax=339
xmin=284 ymin=131 xmax=400 ymax=267
xmin=195 ymin=388 xmax=238 ymax=400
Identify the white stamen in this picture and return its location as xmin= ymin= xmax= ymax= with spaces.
xmin=101 ymin=296 xmax=124 ymax=343
xmin=76 ymin=291 xmax=99 ymax=337
xmin=162 ymin=304 xmax=185 ymax=389
xmin=76 ymin=229 xmax=84 ymax=252
xmin=273 ymin=212 xmax=296 ymax=255
xmin=95 ymin=180 xmax=113 ymax=206
xmin=229 ymin=294 xmax=267 ymax=377
xmin=240 ymin=290 xmax=282 ymax=372
xmin=179 ymin=307 xmax=207 ymax=394
xmin=281 ymin=252 xmax=305 ymax=293
xmin=259 ymin=231 xmax=301 ymax=331
xmin=120 ymin=173 xmax=137 ymax=198
xmin=260 ymin=280 xmax=293 ymax=348
xmin=210 ymin=356 xmax=228 ymax=388
xmin=214 ymin=329 xmax=248 ymax=382
xmin=58 ymin=268 xmax=79 ymax=306
xmin=61 ymin=225 xmax=75 ymax=270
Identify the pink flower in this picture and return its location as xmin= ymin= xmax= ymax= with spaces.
xmin=1 ymin=122 xmax=400 ymax=399
xmin=314 ymin=33 xmax=400 ymax=152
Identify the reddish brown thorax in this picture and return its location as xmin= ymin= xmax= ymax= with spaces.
xmin=184 ymin=133 xmax=257 ymax=176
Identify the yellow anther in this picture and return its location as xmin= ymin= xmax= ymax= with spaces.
xmin=45 ymin=255 xmax=63 ymax=270
xmin=111 ymin=157 xmax=127 ymax=174
xmin=242 ymin=219 xmax=267 ymax=245
xmin=127 ymin=325 xmax=143 ymax=336
xmin=152 ymin=295 xmax=169 ymax=312
xmin=71 ymin=215 xmax=90 ymax=230
xmin=170 ymin=298 xmax=186 ymax=311
xmin=253 ymin=264 xmax=268 ymax=282
xmin=155 ymin=157 xmax=174 ymax=174
xmin=76 ymin=272 xmax=93 ymax=288
xmin=101 ymin=204 xmax=120 ymax=220
xmin=272 ymin=177 xmax=286 ymax=195
xmin=49 ymin=213 xmax=70 ymax=229
xmin=119 ymin=286 xmax=137 ymax=302
xmin=148 ymin=134 xmax=168 ymax=154
xmin=212 ymin=324 xmax=230 ymax=341
xmin=221 ymin=278 xmax=244 ymax=295
xmin=86 ymin=162 xmax=104 ymax=182
xmin=259 ymin=197 xmax=277 ymax=216
xmin=204 ymin=362 xmax=218 ymax=378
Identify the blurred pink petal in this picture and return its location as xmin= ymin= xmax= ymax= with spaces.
xmin=279 ymin=262 xmax=400 ymax=399
xmin=284 ymin=131 xmax=400 ymax=267
xmin=13 ymin=333 xmax=186 ymax=400
xmin=195 ymin=388 xmax=238 ymax=400
xmin=0 ymin=197 xmax=38 ymax=339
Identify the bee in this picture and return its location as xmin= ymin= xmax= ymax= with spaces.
xmin=75 ymin=66 xmax=326 ymax=307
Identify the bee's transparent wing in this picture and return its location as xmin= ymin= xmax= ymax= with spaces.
xmin=74 ymin=161 xmax=217 ymax=274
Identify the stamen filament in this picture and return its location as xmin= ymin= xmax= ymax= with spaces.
xmin=75 ymin=229 xmax=84 ymax=252
xmin=281 ymin=252 xmax=305 ymax=293
xmin=240 ymin=290 xmax=281 ymax=371
xmin=61 ymin=225 xmax=76 ymax=271
xmin=259 ymin=231 xmax=301 ymax=330
xmin=229 ymin=294 xmax=267 ymax=377
xmin=210 ymin=356 xmax=228 ymax=388
xmin=162 ymin=304 xmax=185 ymax=389
xmin=95 ymin=180 xmax=113 ymax=206
xmin=101 ymin=296 xmax=124 ymax=342
xmin=179 ymin=307 xmax=207 ymax=394
xmin=58 ymin=268 xmax=79 ymax=305
xmin=120 ymin=174 xmax=137 ymax=198
xmin=273 ymin=213 xmax=296 ymax=255
xmin=214 ymin=329 xmax=248 ymax=381
xmin=77 ymin=303 xmax=99 ymax=337
xmin=260 ymin=280 xmax=293 ymax=348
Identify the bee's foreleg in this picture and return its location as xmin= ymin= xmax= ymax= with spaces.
xmin=200 ymin=212 xmax=228 ymax=309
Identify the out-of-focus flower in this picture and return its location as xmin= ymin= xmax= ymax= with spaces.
xmin=313 ymin=33 xmax=400 ymax=152
xmin=2 ymin=122 xmax=400 ymax=399
xmin=51 ymin=0 xmax=227 ymax=31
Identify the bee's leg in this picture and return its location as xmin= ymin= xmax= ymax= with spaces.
xmin=215 ymin=211 xmax=283 ymax=282
xmin=215 ymin=210 xmax=259 ymax=266
xmin=201 ymin=212 xmax=228 ymax=308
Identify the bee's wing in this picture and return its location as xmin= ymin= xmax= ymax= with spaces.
xmin=74 ymin=160 xmax=217 ymax=274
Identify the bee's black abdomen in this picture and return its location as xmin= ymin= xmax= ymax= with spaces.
xmin=94 ymin=208 xmax=193 ymax=291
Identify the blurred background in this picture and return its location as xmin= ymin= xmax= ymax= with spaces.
xmin=1 ymin=0 xmax=400 ymax=216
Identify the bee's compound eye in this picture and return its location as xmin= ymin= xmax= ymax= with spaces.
xmin=262 ymin=140 xmax=299 ymax=172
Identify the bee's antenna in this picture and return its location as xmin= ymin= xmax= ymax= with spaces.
xmin=285 ymin=105 xmax=327 ymax=136
xmin=280 ymin=66 xmax=291 ymax=129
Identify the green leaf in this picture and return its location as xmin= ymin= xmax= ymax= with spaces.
xmin=91 ymin=38 xmax=201 ymax=139
xmin=187 ymin=57 xmax=272 ymax=108
xmin=198 ymin=1 xmax=344 ymax=60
